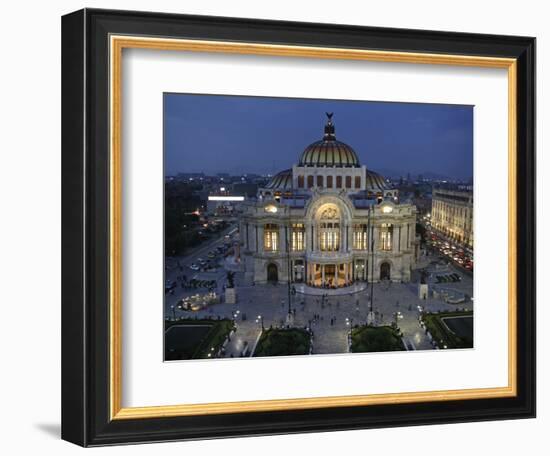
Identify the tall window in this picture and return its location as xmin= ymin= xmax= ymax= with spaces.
xmin=297 ymin=175 xmax=304 ymax=188
xmin=307 ymin=175 xmax=314 ymax=188
xmin=327 ymin=175 xmax=333 ymax=188
xmin=345 ymin=176 xmax=352 ymax=188
xmin=379 ymin=223 xmax=393 ymax=251
xmin=291 ymin=223 xmax=305 ymax=251
xmin=319 ymin=222 xmax=340 ymax=251
xmin=336 ymin=176 xmax=342 ymax=188
xmin=355 ymin=176 xmax=361 ymax=189
xmin=353 ymin=224 xmax=368 ymax=250
xmin=264 ymin=224 xmax=279 ymax=252
xmin=316 ymin=175 xmax=323 ymax=188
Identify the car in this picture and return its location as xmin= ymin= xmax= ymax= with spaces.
xmin=207 ymin=252 xmax=216 ymax=259
xmin=190 ymin=263 xmax=200 ymax=271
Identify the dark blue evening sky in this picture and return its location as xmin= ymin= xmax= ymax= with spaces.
xmin=164 ymin=93 xmax=473 ymax=180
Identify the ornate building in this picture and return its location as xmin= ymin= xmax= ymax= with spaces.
xmin=239 ymin=114 xmax=418 ymax=288
xmin=431 ymin=187 xmax=473 ymax=249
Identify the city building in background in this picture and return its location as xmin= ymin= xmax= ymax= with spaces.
xmin=239 ymin=114 xmax=419 ymax=287
xmin=431 ymin=187 xmax=473 ymax=249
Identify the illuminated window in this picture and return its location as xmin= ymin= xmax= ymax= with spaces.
xmin=298 ymin=175 xmax=304 ymax=188
xmin=319 ymin=222 xmax=340 ymax=251
xmin=355 ymin=176 xmax=361 ymax=189
xmin=291 ymin=223 xmax=305 ymax=251
xmin=379 ymin=223 xmax=393 ymax=251
xmin=307 ymin=175 xmax=314 ymax=188
xmin=264 ymin=224 xmax=279 ymax=252
xmin=353 ymin=224 xmax=368 ymax=250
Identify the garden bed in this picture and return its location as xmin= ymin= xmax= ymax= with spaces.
xmin=350 ymin=325 xmax=405 ymax=353
xmin=422 ymin=311 xmax=473 ymax=349
xmin=253 ymin=328 xmax=311 ymax=357
xmin=165 ymin=318 xmax=234 ymax=360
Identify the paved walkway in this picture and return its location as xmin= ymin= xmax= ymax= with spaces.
xmin=165 ymin=250 xmax=473 ymax=357
xmin=294 ymin=282 xmax=368 ymax=296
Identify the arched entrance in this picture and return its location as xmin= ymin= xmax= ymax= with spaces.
xmin=380 ymin=262 xmax=391 ymax=281
xmin=267 ymin=263 xmax=278 ymax=282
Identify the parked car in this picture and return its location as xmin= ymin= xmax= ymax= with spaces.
xmin=189 ymin=263 xmax=200 ymax=271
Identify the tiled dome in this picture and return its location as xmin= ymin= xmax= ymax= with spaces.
xmin=265 ymin=169 xmax=292 ymax=190
xmin=299 ymin=113 xmax=360 ymax=168
xmin=365 ymin=169 xmax=390 ymax=191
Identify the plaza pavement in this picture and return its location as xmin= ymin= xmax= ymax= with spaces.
xmin=164 ymin=250 xmax=473 ymax=357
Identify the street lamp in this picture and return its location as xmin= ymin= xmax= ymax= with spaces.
xmin=170 ymin=305 xmax=176 ymax=320
xmin=256 ymin=314 xmax=265 ymax=331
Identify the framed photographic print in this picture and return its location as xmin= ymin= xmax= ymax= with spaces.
xmin=61 ymin=8 xmax=536 ymax=446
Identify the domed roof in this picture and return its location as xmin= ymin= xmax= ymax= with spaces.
xmin=265 ymin=169 xmax=292 ymax=190
xmin=299 ymin=113 xmax=360 ymax=168
xmin=365 ymin=169 xmax=390 ymax=191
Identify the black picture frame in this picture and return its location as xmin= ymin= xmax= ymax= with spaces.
xmin=62 ymin=8 xmax=536 ymax=447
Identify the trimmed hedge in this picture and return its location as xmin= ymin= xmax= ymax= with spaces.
xmin=351 ymin=325 xmax=404 ymax=353
xmin=165 ymin=318 xmax=234 ymax=360
xmin=422 ymin=311 xmax=473 ymax=349
xmin=253 ymin=328 xmax=310 ymax=357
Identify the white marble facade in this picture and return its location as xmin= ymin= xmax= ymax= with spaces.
xmin=238 ymin=114 xmax=419 ymax=288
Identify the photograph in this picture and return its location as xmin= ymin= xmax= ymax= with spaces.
xmin=163 ymin=94 xmax=474 ymax=361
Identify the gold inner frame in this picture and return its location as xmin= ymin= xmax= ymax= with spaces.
xmin=109 ymin=35 xmax=517 ymax=420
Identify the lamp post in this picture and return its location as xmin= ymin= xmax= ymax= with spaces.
xmin=367 ymin=205 xmax=376 ymax=325
xmin=256 ymin=315 xmax=265 ymax=331
xmin=170 ymin=305 xmax=176 ymax=321
xmin=346 ymin=317 xmax=354 ymax=350
xmin=285 ymin=221 xmax=293 ymax=324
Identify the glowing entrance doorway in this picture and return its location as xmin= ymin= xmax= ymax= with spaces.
xmin=309 ymin=263 xmax=353 ymax=288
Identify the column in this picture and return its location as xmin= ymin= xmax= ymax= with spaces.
xmin=344 ymin=263 xmax=349 ymax=284
xmin=322 ymin=265 xmax=325 ymax=284
xmin=398 ymin=225 xmax=402 ymax=252
xmin=258 ymin=225 xmax=263 ymax=252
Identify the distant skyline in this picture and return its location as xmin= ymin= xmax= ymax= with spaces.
xmin=164 ymin=93 xmax=473 ymax=180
